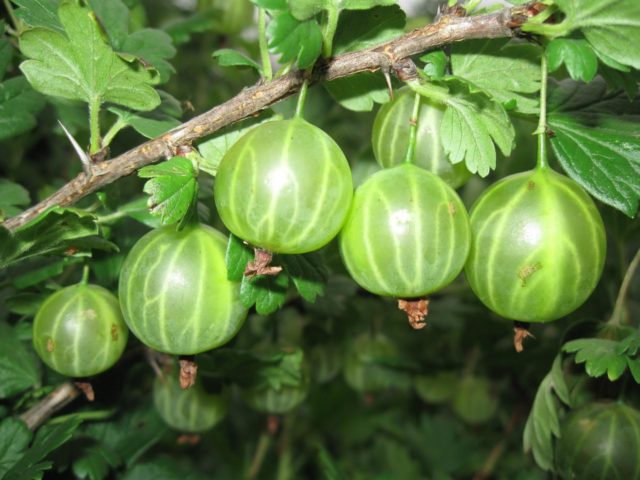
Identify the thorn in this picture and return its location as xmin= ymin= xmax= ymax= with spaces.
xmin=382 ymin=67 xmax=394 ymax=100
xmin=58 ymin=121 xmax=93 ymax=175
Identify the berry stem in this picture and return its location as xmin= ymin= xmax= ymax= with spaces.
xmin=258 ymin=8 xmax=273 ymax=81
xmin=322 ymin=7 xmax=339 ymax=58
xmin=609 ymin=248 xmax=640 ymax=326
xmin=294 ymin=79 xmax=309 ymax=119
xmin=403 ymin=91 xmax=422 ymax=164
xmin=88 ymin=97 xmax=102 ymax=156
xmin=80 ymin=264 xmax=90 ymax=285
xmin=535 ymin=51 xmax=549 ymax=170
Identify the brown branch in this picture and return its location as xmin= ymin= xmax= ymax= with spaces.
xmin=19 ymin=381 xmax=81 ymax=430
xmin=2 ymin=4 xmax=535 ymax=231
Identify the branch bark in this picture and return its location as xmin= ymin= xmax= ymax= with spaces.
xmin=2 ymin=4 xmax=535 ymax=231
xmin=19 ymin=382 xmax=80 ymax=430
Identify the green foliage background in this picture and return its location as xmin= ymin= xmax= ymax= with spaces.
xmin=0 ymin=0 xmax=639 ymax=479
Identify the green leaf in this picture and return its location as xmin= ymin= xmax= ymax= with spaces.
xmin=280 ymin=253 xmax=327 ymax=303
xmin=324 ymin=72 xmax=389 ymax=112
xmin=0 ymin=207 xmax=103 ymax=270
xmin=599 ymin=65 xmax=639 ymax=100
xmin=12 ymin=257 xmax=81 ymax=289
xmin=0 ymin=76 xmax=46 ymax=142
xmin=251 ymin=0 xmax=287 ymax=10
xmin=550 ymin=0 xmax=640 ymax=70
xmin=212 ymin=48 xmax=261 ymax=73
xmin=240 ymin=272 xmax=289 ymax=315
xmin=627 ymin=357 xmax=640 ymax=383
xmin=12 ymin=0 xmax=62 ymax=31
xmin=138 ymin=156 xmax=199 ymax=226
xmin=72 ymin=444 xmax=120 ymax=480
xmin=288 ymin=0 xmax=397 ymax=20
xmin=89 ymin=0 xmax=176 ymax=83
xmin=333 ymin=5 xmax=405 ymax=54
xmin=4 ymin=417 xmax=82 ymax=480
xmin=547 ymin=38 xmax=598 ymax=83
xmin=82 ymin=406 xmax=167 ymax=469
xmin=0 ymin=418 xmax=31 ymax=478
xmin=0 ymin=322 xmax=41 ymax=399
xmin=108 ymin=91 xmax=182 ymax=140
xmin=225 ymin=234 xmax=253 ymax=282
xmin=0 ymin=180 xmax=30 ymax=221
xmin=450 ymin=39 xmax=540 ymax=113
xmin=421 ymin=50 xmax=447 ymax=80
xmin=548 ymin=112 xmax=640 ymax=218
xmin=563 ymin=338 xmax=628 ymax=380
xmin=440 ymin=81 xmax=515 ymax=176
xmin=522 ymin=356 xmax=570 ymax=471
xmin=197 ymin=113 xmax=275 ymax=176
xmin=0 ymin=22 xmax=14 ymax=79
xmin=19 ymin=1 xmax=160 ymax=111
xmin=268 ymin=12 xmax=322 ymax=69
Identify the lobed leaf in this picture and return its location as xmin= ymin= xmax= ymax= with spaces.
xmin=552 ymin=0 xmax=640 ymax=70
xmin=19 ymin=1 xmax=160 ymax=111
xmin=450 ymin=38 xmax=540 ymax=113
xmin=280 ymin=252 xmax=328 ymax=303
xmin=12 ymin=0 xmax=62 ymax=31
xmin=523 ymin=356 xmax=570 ymax=471
xmin=139 ymin=156 xmax=199 ymax=226
xmin=268 ymin=12 xmax=322 ymax=69
xmin=240 ymin=272 xmax=289 ymax=315
xmin=0 ymin=77 xmax=46 ymax=142
xmin=4 ymin=417 xmax=82 ymax=480
xmin=547 ymin=38 xmax=598 ymax=83
xmin=0 ymin=207 xmax=105 ymax=270
xmin=563 ymin=338 xmax=628 ymax=381
xmin=441 ymin=81 xmax=514 ymax=176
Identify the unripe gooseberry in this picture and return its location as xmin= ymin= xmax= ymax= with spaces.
xmin=33 ymin=283 xmax=128 ymax=377
xmin=372 ymin=88 xmax=471 ymax=188
xmin=464 ymin=167 xmax=606 ymax=322
xmin=214 ymin=118 xmax=353 ymax=254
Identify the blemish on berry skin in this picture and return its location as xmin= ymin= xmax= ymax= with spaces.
xmin=518 ymin=263 xmax=542 ymax=286
xmin=448 ymin=202 xmax=457 ymax=215
xmin=111 ymin=324 xmax=119 ymax=341
xmin=527 ymin=181 xmax=536 ymax=190
xmin=47 ymin=338 xmax=55 ymax=352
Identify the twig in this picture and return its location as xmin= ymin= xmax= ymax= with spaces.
xmin=2 ymin=4 xmax=537 ymax=231
xmin=19 ymin=382 xmax=81 ymax=430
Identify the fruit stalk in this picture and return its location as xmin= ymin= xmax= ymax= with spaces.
xmin=535 ymin=51 xmax=549 ymax=170
xmin=403 ymin=91 xmax=422 ymax=165
xmin=295 ymin=79 xmax=309 ymax=118
xmin=258 ymin=8 xmax=273 ymax=81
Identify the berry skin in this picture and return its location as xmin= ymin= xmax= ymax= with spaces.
xmin=33 ymin=284 xmax=128 ymax=377
xmin=119 ymin=224 xmax=247 ymax=355
xmin=372 ymin=88 xmax=471 ymax=188
xmin=464 ymin=167 xmax=606 ymax=322
xmin=214 ymin=118 xmax=353 ymax=254
xmin=555 ymin=402 xmax=640 ymax=480
xmin=154 ymin=374 xmax=228 ymax=433
xmin=339 ymin=163 xmax=471 ymax=298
